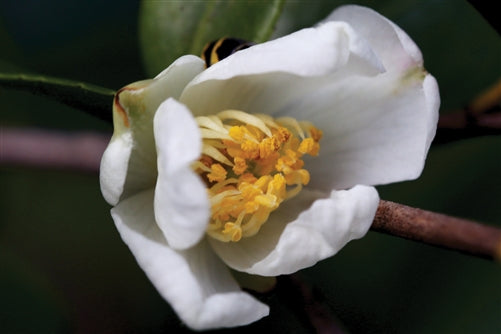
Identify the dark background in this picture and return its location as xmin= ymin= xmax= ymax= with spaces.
xmin=1 ymin=0 xmax=500 ymax=333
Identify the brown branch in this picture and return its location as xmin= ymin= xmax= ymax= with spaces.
xmin=434 ymin=109 xmax=501 ymax=144
xmin=372 ymin=200 xmax=501 ymax=261
xmin=1 ymin=127 xmax=109 ymax=173
xmin=435 ymin=78 xmax=501 ymax=144
xmin=277 ymin=274 xmax=347 ymax=334
xmin=2 ymin=127 xmax=501 ymax=261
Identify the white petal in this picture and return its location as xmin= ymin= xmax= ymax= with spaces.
xmin=111 ymin=190 xmax=269 ymax=330
xmin=154 ymin=99 xmax=210 ymax=249
xmin=210 ymin=185 xmax=379 ymax=276
xmin=100 ymin=55 xmax=205 ymax=205
xmin=100 ymin=131 xmax=134 ymax=205
xmin=154 ymin=98 xmax=202 ymax=173
xmin=181 ymin=21 xmax=384 ymax=116
xmin=195 ymin=22 xmax=350 ymax=78
xmin=291 ymin=70 xmax=439 ymax=190
xmin=423 ymin=74 xmax=441 ymax=149
xmin=322 ymin=5 xmax=423 ymax=73
xmin=183 ymin=68 xmax=437 ymax=191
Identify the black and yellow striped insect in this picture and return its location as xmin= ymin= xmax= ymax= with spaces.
xmin=201 ymin=38 xmax=254 ymax=67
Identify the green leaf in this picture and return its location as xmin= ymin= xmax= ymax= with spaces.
xmin=271 ymin=0 xmax=340 ymax=38
xmin=139 ymin=0 xmax=285 ymax=76
xmin=0 ymin=73 xmax=115 ymax=123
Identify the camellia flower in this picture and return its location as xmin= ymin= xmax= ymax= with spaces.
xmin=100 ymin=5 xmax=439 ymax=331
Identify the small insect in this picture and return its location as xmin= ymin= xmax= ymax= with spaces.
xmin=201 ymin=37 xmax=254 ymax=67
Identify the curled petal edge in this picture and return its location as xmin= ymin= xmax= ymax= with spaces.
xmin=100 ymin=55 xmax=205 ymax=206
xmin=111 ymin=190 xmax=269 ymax=330
xmin=211 ymin=185 xmax=379 ymax=276
xmin=154 ymin=98 xmax=210 ymax=250
xmin=322 ymin=5 xmax=423 ymax=73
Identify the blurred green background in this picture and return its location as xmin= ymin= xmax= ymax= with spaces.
xmin=1 ymin=0 xmax=500 ymax=333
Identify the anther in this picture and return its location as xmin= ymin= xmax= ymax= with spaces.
xmin=193 ymin=110 xmax=321 ymax=242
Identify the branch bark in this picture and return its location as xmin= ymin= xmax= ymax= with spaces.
xmin=372 ymin=200 xmax=501 ymax=260
xmin=1 ymin=127 xmax=110 ymax=173
xmin=2 ymin=127 xmax=501 ymax=261
xmin=434 ymin=78 xmax=501 ymax=144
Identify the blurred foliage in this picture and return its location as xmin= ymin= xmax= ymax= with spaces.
xmin=140 ymin=0 xmax=285 ymax=76
xmin=1 ymin=0 xmax=500 ymax=333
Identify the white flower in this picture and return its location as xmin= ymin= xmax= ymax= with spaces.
xmin=100 ymin=5 xmax=439 ymax=330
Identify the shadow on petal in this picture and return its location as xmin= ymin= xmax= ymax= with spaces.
xmin=111 ymin=190 xmax=269 ymax=330
xmin=211 ymin=186 xmax=378 ymax=277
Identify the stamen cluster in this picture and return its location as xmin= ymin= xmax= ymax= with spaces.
xmin=192 ymin=110 xmax=322 ymax=242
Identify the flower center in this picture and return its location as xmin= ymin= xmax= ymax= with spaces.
xmin=192 ymin=110 xmax=322 ymax=242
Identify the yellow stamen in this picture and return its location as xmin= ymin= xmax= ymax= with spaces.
xmin=298 ymin=138 xmax=320 ymax=156
xmin=207 ymin=163 xmax=227 ymax=183
xmin=233 ymin=157 xmax=248 ymax=175
xmin=194 ymin=109 xmax=321 ymax=242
